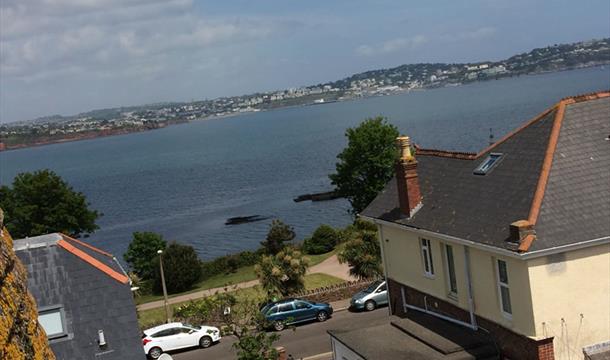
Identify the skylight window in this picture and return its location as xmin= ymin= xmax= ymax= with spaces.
xmin=474 ymin=153 xmax=503 ymax=175
xmin=38 ymin=305 xmax=67 ymax=340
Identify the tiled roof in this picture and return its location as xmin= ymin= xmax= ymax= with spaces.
xmin=14 ymin=234 xmax=144 ymax=360
xmin=361 ymin=91 xmax=610 ymax=253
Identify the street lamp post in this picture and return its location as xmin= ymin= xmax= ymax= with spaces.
xmin=157 ymin=249 xmax=171 ymax=323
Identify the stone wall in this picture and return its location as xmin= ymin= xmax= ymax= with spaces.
xmin=387 ymin=277 xmax=555 ymax=360
xmin=0 ymin=224 xmax=55 ymax=360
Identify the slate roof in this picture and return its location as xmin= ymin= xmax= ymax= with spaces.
xmin=533 ymin=97 xmax=610 ymax=250
xmin=14 ymin=233 xmax=145 ymax=360
xmin=361 ymin=92 xmax=610 ymax=253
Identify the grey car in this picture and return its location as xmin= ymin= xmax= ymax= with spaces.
xmin=350 ymin=280 xmax=388 ymax=311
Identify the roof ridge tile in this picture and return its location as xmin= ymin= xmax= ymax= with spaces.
xmin=61 ymin=233 xmax=114 ymax=258
xmin=57 ymin=239 xmax=129 ymax=284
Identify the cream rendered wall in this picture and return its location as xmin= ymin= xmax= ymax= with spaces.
xmin=379 ymin=224 xmax=536 ymax=337
xmin=468 ymin=247 xmax=536 ymax=336
xmin=527 ymin=243 xmax=610 ymax=360
xmin=381 ymin=225 xmax=456 ymax=304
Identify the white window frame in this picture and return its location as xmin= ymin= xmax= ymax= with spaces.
xmin=38 ymin=305 xmax=68 ymax=340
xmin=420 ymin=238 xmax=435 ymax=278
xmin=444 ymin=244 xmax=458 ymax=299
xmin=496 ymin=259 xmax=512 ymax=319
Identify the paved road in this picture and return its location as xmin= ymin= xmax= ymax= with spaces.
xmin=167 ymin=307 xmax=389 ymax=360
xmin=138 ymin=255 xmax=357 ymax=311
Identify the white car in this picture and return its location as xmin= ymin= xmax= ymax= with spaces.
xmin=142 ymin=322 xmax=221 ymax=359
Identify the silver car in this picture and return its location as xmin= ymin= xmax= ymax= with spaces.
xmin=350 ymin=280 xmax=388 ymax=311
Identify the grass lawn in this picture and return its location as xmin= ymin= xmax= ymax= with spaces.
xmin=136 ymin=248 xmax=338 ymax=305
xmin=137 ymin=272 xmax=345 ymax=329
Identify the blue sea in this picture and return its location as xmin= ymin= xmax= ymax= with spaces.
xmin=1 ymin=67 xmax=608 ymax=260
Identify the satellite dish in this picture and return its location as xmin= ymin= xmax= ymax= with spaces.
xmin=158 ymin=354 xmax=173 ymax=360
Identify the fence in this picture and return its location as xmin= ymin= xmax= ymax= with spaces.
xmin=291 ymin=279 xmax=374 ymax=303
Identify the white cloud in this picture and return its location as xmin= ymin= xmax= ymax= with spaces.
xmin=356 ymin=34 xmax=428 ymax=57
xmin=0 ymin=0 xmax=279 ymax=82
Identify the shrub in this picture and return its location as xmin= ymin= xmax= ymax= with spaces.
xmin=174 ymin=292 xmax=237 ymax=327
xmin=260 ymin=219 xmax=295 ymax=255
xmin=200 ymin=250 xmax=263 ymax=280
xmin=338 ymin=219 xmax=377 ymax=244
xmin=153 ymin=242 xmax=201 ymax=294
xmin=302 ymin=224 xmax=339 ymax=254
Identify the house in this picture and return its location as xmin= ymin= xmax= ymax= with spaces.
xmin=329 ymin=91 xmax=610 ymax=360
xmin=13 ymin=233 xmax=146 ymax=360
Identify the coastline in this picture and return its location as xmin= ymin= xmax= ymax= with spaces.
xmin=2 ymin=64 xmax=608 ymax=152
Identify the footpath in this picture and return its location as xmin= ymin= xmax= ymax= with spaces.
xmin=137 ymin=255 xmax=357 ymax=311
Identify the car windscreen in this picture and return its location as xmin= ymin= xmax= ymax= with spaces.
xmin=263 ymin=305 xmax=278 ymax=315
xmin=364 ymin=280 xmax=383 ymax=293
xmin=183 ymin=324 xmax=201 ymax=330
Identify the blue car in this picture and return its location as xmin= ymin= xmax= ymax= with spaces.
xmin=261 ymin=298 xmax=333 ymax=331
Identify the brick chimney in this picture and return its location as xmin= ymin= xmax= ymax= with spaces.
xmin=507 ymin=220 xmax=537 ymax=252
xmin=395 ymin=136 xmax=422 ymax=217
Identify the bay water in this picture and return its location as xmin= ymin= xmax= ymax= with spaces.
xmin=1 ymin=67 xmax=608 ymax=260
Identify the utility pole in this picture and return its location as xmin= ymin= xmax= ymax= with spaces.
xmin=157 ymin=249 xmax=171 ymax=323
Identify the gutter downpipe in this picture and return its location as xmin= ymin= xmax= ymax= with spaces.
xmin=464 ymin=246 xmax=478 ymax=330
xmin=377 ymin=223 xmax=393 ymax=316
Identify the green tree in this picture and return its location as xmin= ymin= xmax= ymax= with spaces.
xmin=338 ymin=225 xmax=382 ymax=280
xmin=302 ymin=224 xmax=339 ymax=255
xmin=0 ymin=169 xmax=100 ymax=238
xmin=124 ymin=232 xmax=166 ymax=280
xmin=329 ymin=116 xmax=399 ymax=214
xmin=226 ymin=295 xmax=280 ymax=360
xmin=260 ymin=219 xmax=295 ymax=255
xmin=255 ymin=247 xmax=309 ymax=298
xmin=153 ymin=242 xmax=201 ymax=294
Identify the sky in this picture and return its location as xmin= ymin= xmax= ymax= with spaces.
xmin=1 ymin=0 xmax=609 ymax=123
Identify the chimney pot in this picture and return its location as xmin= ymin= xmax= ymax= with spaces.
xmin=396 ymin=136 xmax=414 ymax=162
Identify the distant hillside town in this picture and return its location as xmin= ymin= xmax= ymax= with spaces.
xmin=1 ymin=38 xmax=608 ymax=151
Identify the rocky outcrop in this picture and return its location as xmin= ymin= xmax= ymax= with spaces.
xmin=0 ymin=208 xmax=55 ymax=360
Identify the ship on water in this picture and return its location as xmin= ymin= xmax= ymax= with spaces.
xmin=309 ymin=98 xmax=338 ymax=105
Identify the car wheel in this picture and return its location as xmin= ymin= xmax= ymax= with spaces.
xmin=273 ymin=321 xmax=285 ymax=331
xmin=148 ymin=347 xmax=163 ymax=359
xmin=317 ymin=311 xmax=328 ymax=322
xmin=199 ymin=336 xmax=213 ymax=348
xmin=365 ymin=300 xmax=376 ymax=311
